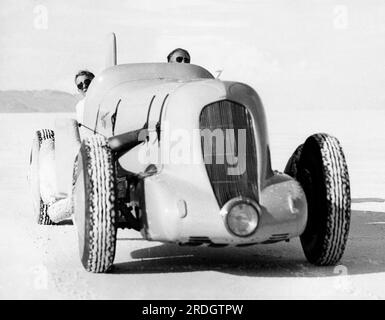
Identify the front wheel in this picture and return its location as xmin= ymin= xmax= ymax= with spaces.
xmin=29 ymin=129 xmax=57 ymax=225
xmin=73 ymin=135 xmax=117 ymax=273
xmin=286 ymin=133 xmax=351 ymax=266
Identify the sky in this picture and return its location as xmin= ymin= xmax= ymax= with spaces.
xmin=0 ymin=0 xmax=385 ymax=110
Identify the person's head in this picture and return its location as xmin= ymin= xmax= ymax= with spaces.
xmin=75 ymin=70 xmax=95 ymax=96
xmin=167 ymin=48 xmax=190 ymax=64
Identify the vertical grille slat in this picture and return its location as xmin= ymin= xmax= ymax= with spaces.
xmin=200 ymin=100 xmax=258 ymax=207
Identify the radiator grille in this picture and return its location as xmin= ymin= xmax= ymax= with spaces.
xmin=200 ymin=100 xmax=258 ymax=207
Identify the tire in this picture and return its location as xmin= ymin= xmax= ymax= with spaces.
xmin=73 ymin=135 xmax=117 ymax=273
xmin=293 ymin=133 xmax=351 ymax=266
xmin=29 ymin=129 xmax=57 ymax=225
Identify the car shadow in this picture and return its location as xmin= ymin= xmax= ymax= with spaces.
xmin=112 ymin=209 xmax=385 ymax=277
xmin=56 ymin=219 xmax=73 ymax=226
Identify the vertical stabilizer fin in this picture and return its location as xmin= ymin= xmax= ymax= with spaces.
xmin=105 ymin=32 xmax=117 ymax=68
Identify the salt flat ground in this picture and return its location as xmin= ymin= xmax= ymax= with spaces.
xmin=0 ymin=110 xmax=384 ymax=299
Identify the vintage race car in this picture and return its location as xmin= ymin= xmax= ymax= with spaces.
xmin=29 ymin=34 xmax=351 ymax=273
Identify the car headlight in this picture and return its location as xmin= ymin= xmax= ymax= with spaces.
xmin=221 ymin=198 xmax=260 ymax=237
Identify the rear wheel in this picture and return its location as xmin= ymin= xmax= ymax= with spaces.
xmin=73 ymin=135 xmax=117 ymax=273
xmin=286 ymin=133 xmax=351 ymax=266
xmin=29 ymin=129 xmax=57 ymax=225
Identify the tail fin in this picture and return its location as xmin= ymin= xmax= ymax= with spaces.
xmin=105 ymin=32 xmax=117 ymax=68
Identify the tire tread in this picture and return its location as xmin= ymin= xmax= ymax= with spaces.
xmin=80 ymin=135 xmax=116 ymax=273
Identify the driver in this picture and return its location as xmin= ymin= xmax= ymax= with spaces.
xmin=74 ymin=70 xmax=95 ymax=123
xmin=167 ymin=48 xmax=191 ymax=63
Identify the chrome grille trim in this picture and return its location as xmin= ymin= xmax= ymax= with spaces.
xmin=200 ymin=100 xmax=258 ymax=207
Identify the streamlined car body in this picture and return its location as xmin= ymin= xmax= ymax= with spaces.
xmin=29 ymin=34 xmax=351 ymax=273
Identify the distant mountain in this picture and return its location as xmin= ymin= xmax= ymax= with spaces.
xmin=0 ymin=90 xmax=81 ymax=112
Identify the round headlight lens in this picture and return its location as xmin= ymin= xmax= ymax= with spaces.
xmin=226 ymin=202 xmax=259 ymax=237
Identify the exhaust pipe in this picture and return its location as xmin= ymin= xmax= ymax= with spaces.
xmin=108 ymin=128 xmax=148 ymax=157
